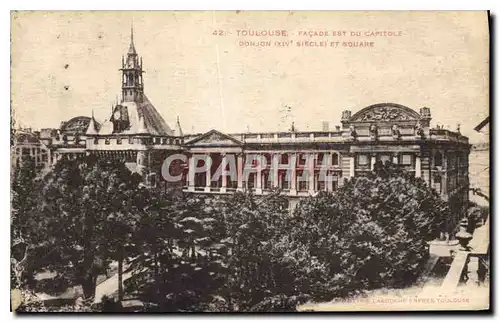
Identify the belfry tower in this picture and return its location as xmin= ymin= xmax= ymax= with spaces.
xmin=120 ymin=26 xmax=144 ymax=102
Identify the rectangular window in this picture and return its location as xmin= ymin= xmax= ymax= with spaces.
xmin=155 ymin=137 xmax=161 ymax=145
xmin=105 ymin=139 xmax=110 ymax=145
xmin=357 ymin=154 xmax=369 ymax=166
xmin=246 ymin=173 xmax=256 ymax=189
xmin=297 ymin=171 xmax=308 ymax=191
xmin=331 ymin=153 xmax=339 ymax=166
xmin=281 ymin=153 xmax=289 ymax=165
xmin=94 ymin=138 xmax=99 ymax=145
xmin=262 ymin=171 xmax=270 ymax=189
xmin=401 ymin=154 xmax=413 ymax=165
xmin=117 ymin=138 xmax=122 ymax=145
xmin=129 ymin=137 xmax=134 ymax=144
xmin=316 ymin=153 xmax=324 ymax=166
xmin=297 ymin=153 xmax=307 ymax=166
xmin=264 ymin=154 xmax=272 ymax=168
xmin=317 ymin=173 xmax=326 ymax=191
xmin=280 ymin=172 xmax=289 ymax=190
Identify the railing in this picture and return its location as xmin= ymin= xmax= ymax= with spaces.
xmin=239 ymin=131 xmax=343 ymax=143
xmin=430 ymin=129 xmax=469 ymax=144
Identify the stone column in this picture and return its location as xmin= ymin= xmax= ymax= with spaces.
xmin=349 ymin=154 xmax=355 ymax=178
xmin=272 ymin=153 xmax=279 ymax=188
xmin=204 ymin=153 xmax=212 ymax=193
xmin=290 ymin=153 xmax=297 ymax=195
xmin=442 ymin=174 xmax=448 ymax=197
xmin=430 ymin=149 xmax=435 ymax=186
xmin=221 ymin=153 xmax=227 ymax=193
xmin=256 ymin=154 xmax=263 ymax=194
xmin=326 ymin=154 xmax=333 ymax=191
xmin=47 ymin=148 xmax=51 ymax=168
xmin=442 ymin=152 xmax=448 ymax=196
xmin=136 ymin=151 xmax=146 ymax=176
xmin=34 ymin=147 xmax=38 ymax=167
xmin=370 ymin=154 xmax=376 ymax=171
xmin=188 ymin=154 xmax=195 ymax=192
xmin=415 ymin=154 xmax=422 ymax=178
xmin=308 ymin=153 xmax=315 ymax=194
xmin=237 ymin=153 xmax=244 ymax=191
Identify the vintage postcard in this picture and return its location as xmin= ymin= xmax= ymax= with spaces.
xmin=10 ymin=11 xmax=490 ymax=312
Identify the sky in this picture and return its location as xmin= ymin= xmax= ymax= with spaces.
xmin=11 ymin=11 xmax=489 ymax=143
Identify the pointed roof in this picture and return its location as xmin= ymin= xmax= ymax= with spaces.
xmin=97 ymin=95 xmax=174 ymax=136
xmin=128 ymin=24 xmax=137 ymax=55
xmin=86 ymin=112 xmax=99 ymax=135
xmin=136 ymin=95 xmax=173 ymax=135
xmin=184 ymin=129 xmax=243 ymax=146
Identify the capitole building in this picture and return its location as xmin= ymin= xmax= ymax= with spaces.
xmin=26 ymin=29 xmax=470 ymax=216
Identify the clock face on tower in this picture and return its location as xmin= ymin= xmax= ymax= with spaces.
xmin=114 ymin=110 xmax=121 ymax=120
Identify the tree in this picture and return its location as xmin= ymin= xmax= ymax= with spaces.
xmin=11 ymin=156 xmax=45 ymax=297
xmin=32 ymin=157 xmax=141 ymax=300
xmin=289 ymin=161 xmax=449 ymax=300
xmin=127 ymin=191 xmax=230 ymax=311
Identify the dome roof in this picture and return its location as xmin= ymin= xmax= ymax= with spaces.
xmin=14 ymin=130 xmax=40 ymax=144
xmin=60 ymin=116 xmax=100 ymax=134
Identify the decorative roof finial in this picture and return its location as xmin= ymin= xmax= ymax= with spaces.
xmin=175 ymin=116 xmax=183 ymax=137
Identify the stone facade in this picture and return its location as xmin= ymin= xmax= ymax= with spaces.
xmin=13 ymin=30 xmax=471 ymax=216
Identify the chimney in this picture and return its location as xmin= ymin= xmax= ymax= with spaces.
xmin=322 ymin=121 xmax=329 ymax=131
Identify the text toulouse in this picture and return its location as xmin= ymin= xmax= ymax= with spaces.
xmin=235 ymin=30 xmax=402 ymax=37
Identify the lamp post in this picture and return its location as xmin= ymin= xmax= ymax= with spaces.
xmin=455 ymin=217 xmax=473 ymax=251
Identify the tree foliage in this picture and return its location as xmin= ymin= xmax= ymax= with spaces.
xmin=16 ymin=157 xmax=142 ymax=300
xmin=289 ymin=161 xmax=449 ymax=298
xmin=13 ymin=159 xmax=450 ymax=312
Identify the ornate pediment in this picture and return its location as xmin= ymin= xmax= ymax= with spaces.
xmin=350 ymin=103 xmax=421 ymax=123
xmin=185 ymin=129 xmax=243 ymax=147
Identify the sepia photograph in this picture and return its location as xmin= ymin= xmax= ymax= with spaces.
xmin=10 ymin=10 xmax=490 ymax=312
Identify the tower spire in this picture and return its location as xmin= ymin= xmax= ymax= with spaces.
xmin=128 ymin=23 xmax=136 ymax=55
xmin=122 ymin=24 xmax=143 ymax=102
